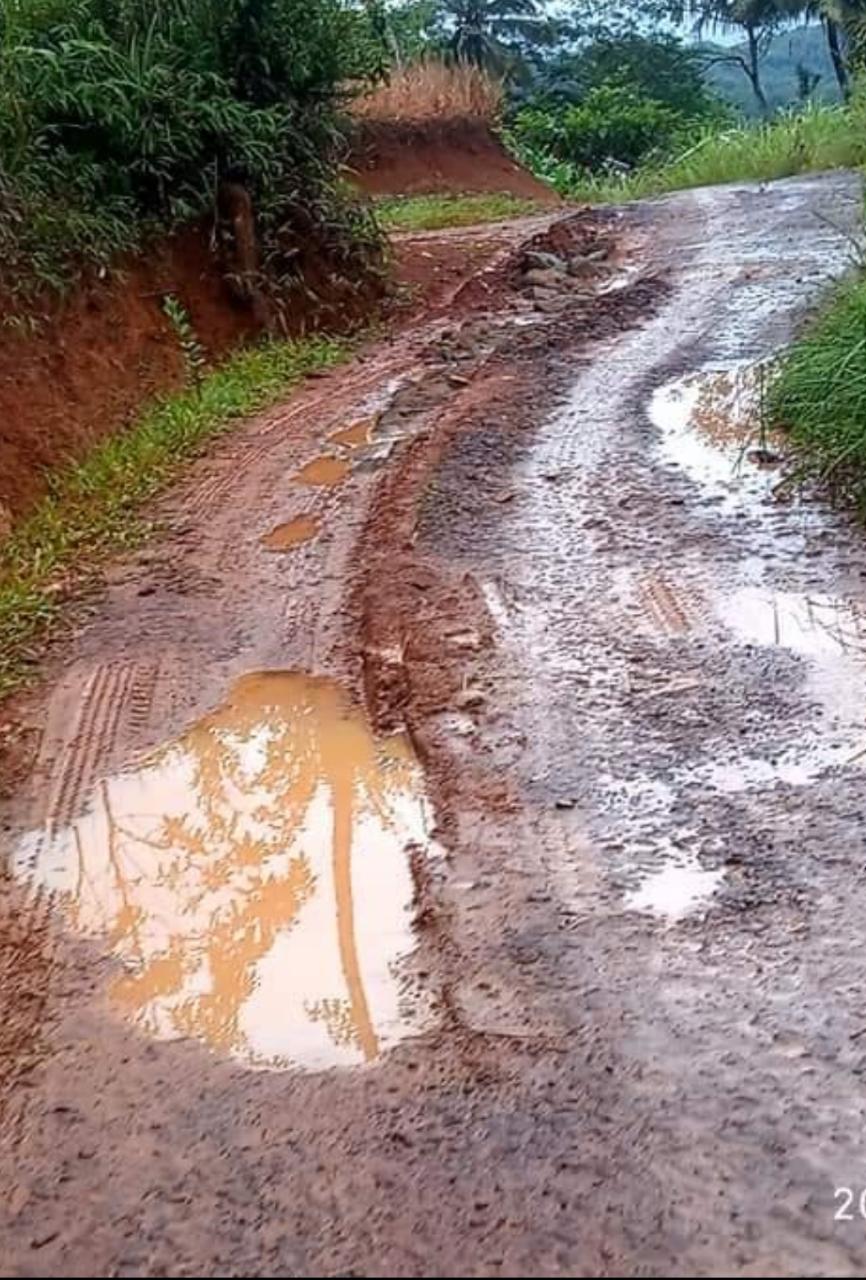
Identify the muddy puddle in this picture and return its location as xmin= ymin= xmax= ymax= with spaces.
xmin=261 ymin=514 xmax=320 ymax=551
xmin=651 ymin=363 xmax=784 ymax=506
xmin=13 ymin=673 xmax=432 ymax=1071
xmin=293 ymin=456 xmax=350 ymax=487
xmin=330 ymin=418 xmax=375 ymax=449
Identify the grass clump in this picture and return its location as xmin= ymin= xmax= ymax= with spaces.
xmin=768 ymin=278 xmax=866 ymax=512
xmin=376 ymin=191 xmax=538 ymax=232
xmin=0 ymin=333 xmax=348 ymax=696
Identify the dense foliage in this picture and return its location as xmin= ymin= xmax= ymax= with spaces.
xmin=0 ymin=0 xmax=387 ymax=301
xmin=507 ymin=31 xmax=726 ymax=174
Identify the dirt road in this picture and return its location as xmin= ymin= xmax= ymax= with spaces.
xmin=2 ymin=172 xmax=866 ymax=1277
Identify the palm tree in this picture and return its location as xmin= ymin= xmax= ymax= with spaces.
xmin=797 ymin=2 xmax=866 ymax=97
xmin=441 ymin=0 xmax=555 ymax=72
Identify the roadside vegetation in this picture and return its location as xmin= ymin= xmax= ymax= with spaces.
xmin=524 ymin=102 xmax=864 ymax=201
xmin=769 ymin=277 xmax=866 ymax=510
xmin=375 ymin=191 xmax=538 ymax=230
xmin=0 ymin=0 xmax=386 ymax=306
xmin=374 ymin=2 xmax=866 ymax=206
xmin=0 ymin=333 xmax=349 ymax=696
xmin=353 ymin=58 xmax=502 ymax=122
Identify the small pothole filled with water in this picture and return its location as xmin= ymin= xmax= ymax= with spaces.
xmin=293 ymin=456 xmax=350 ymax=487
xmin=14 ymin=673 xmax=432 ymax=1071
xmin=650 ymin=363 xmax=784 ymax=506
xmin=625 ymin=846 xmax=724 ymax=921
xmin=330 ymin=418 xmax=375 ymax=449
xmin=260 ymin=514 xmax=320 ymax=551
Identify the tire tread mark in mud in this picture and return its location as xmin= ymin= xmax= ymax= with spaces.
xmin=638 ymin=571 xmax=707 ymax=637
xmin=45 ymin=661 xmax=136 ymax=830
xmin=0 ymin=883 xmax=58 ymax=1148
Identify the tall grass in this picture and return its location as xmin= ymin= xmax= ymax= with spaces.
xmin=353 ymin=59 xmax=502 ymax=124
xmin=768 ymin=279 xmax=866 ymax=513
xmin=0 ymin=0 xmax=386 ymax=301
xmin=520 ymin=105 xmax=865 ymax=204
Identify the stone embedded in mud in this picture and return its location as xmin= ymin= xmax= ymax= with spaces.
xmin=524 ymin=267 xmax=564 ymax=289
xmin=522 ymin=250 xmax=566 ymax=274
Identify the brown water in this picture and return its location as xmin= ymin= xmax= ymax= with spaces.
xmin=293 ymin=456 xmax=350 ymax=487
xmin=261 ymin=514 xmax=320 ymax=551
xmin=13 ymin=673 xmax=431 ymax=1070
xmin=330 ymin=419 xmax=375 ymax=449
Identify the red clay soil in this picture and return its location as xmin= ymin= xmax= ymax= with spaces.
xmin=0 ymin=228 xmax=257 ymax=532
xmin=349 ymin=119 xmax=558 ymax=202
xmin=0 ymin=224 xmax=380 ymax=535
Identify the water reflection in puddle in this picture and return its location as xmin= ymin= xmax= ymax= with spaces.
xmin=626 ymin=848 xmax=724 ymax=921
xmin=719 ymin=587 xmax=866 ymax=657
xmin=293 ymin=456 xmax=350 ymax=487
xmin=651 ymin=364 xmax=782 ymax=504
xmin=14 ymin=673 xmax=431 ymax=1071
xmin=261 ymin=514 xmax=320 ymax=551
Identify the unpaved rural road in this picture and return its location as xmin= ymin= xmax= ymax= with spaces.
xmin=2 ymin=171 xmax=866 ymax=1277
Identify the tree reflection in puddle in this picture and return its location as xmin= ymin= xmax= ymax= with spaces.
xmin=15 ymin=673 xmax=430 ymax=1070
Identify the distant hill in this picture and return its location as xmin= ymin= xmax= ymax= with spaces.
xmin=701 ymin=23 xmax=842 ymax=116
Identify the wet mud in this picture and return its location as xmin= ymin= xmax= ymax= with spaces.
xmin=1 ymin=177 xmax=866 ymax=1277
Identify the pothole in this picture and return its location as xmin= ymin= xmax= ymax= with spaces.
xmin=260 ymin=514 xmax=320 ymax=551
xmin=14 ymin=673 xmax=432 ymax=1071
xmin=293 ymin=456 xmax=350 ymax=487
xmin=330 ymin=418 xmax=375 ymax=449
xmin=625 ymin=844 xmax=724 ymax=921
xmin=718 ymin=587 xmax=866 ymax=657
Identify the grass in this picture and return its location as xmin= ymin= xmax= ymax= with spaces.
xmin=525 ymin=105 xmax=865 ymax=204
xmin=376 ymin=191 xmax=540 ymax=232
xmin=0 ymin=334 xmax=349 ymax=697
xmin=768 ymin=277 xmax=866 ymax=512
xmin=353 ymin=60 xmax=502 ymax=124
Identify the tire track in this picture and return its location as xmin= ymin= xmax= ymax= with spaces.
xmin=44 ymin=662 xmax=136 ymax=831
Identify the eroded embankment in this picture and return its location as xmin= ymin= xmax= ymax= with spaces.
xmin=0 ymin=220 xmax=381 ymax=536
xmin=349 ymin=119 xmax=557 ymax=202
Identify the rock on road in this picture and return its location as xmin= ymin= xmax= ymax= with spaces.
xmin=1 ymin=171 xmax=866 ymax=1277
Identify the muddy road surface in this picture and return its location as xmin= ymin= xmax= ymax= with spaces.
xmin=2 ymin=172 xmax=866 ymax=1277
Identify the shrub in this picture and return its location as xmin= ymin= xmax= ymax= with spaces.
xmin=0 ymin=0 xmax=388 ymax=301
xmin=511 ymin=83 xmax=685 ymax=172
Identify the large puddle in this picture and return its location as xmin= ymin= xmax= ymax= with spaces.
xmin=13 ymin=673 xmax=431 ymax=1071
xmin=719 ymin=587 xmax=866 ymax=657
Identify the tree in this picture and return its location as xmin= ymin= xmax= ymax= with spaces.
xmin=678 ymin=2 xmax=785 ymax=115
xmin=438 ymin=0 xmax=558 ymax=72
xmin=785 ymin=2 xmax=866 ymax=98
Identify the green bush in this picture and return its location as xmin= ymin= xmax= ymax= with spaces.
xmin=769 ymin=279 xmax=866 ymax=513
xmin=0 ymin=0 xmax=388 ymax=299
xmin=511 ymin=83 xmax=685 ymax=172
